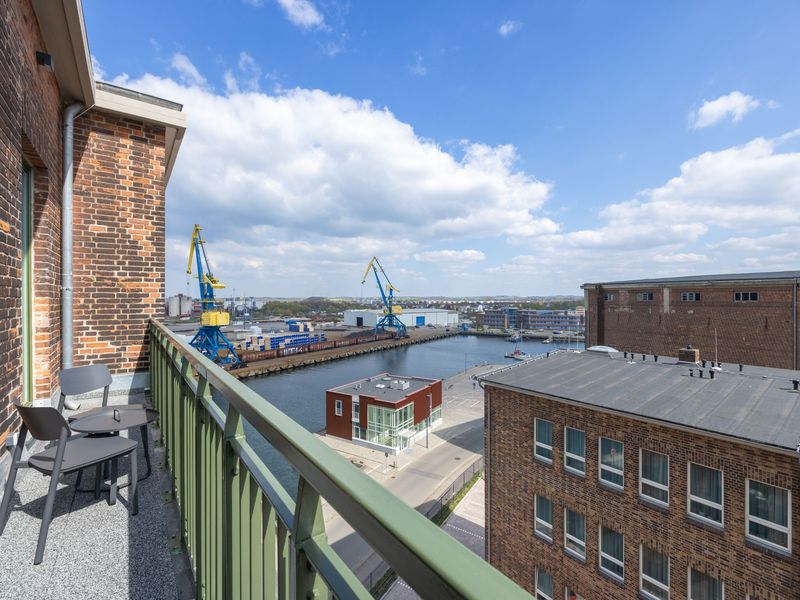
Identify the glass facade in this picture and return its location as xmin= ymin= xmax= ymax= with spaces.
xmin=367 ymin=403 xmax=415 ymax=450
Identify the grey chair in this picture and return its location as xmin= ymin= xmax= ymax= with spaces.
xmin=58 ymin=364 xmax=113 ymax=413
xmin=0 ymin=402 xmax=139 ymax=564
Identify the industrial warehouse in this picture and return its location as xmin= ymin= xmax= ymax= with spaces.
xmin=343 ymin=308 xmax=459 ymax=329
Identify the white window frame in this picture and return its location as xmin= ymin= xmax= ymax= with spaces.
xmin=734 ymin=291 xmax=758 ymax=302
xmin=535 ymin=569 xmax=554 ymax=600
xmin=563 ymin=508 xmax=586 ymax=560
xmin=603 ymin=293 xmax=614 ymax=301
xmin=564 ymin=588 xmax=585 ymax=600
xmin=680 ymin=291 xmax=701 ymax=302
xmin=598 ymin=437 xmax=624 ymax=489
xmin=745 ymin=478 xmax=791 ymax=553
xmin=688 ymin=568 xmax=724 ymax=600
xmin=639 ymin=448 xmax=669 ymax=507
xmin=335 ymin=399 xmax=342 ymax=417
xmin=599 ymin=526 xmax=624 ymax=582
xmin=639 ymin=545 xmax=670 ymax=600
xmin=638 ymin=292 xmax=654 ymax=301
xmin=352 ymin=399 xmax=360 ymax=421
xmin=564 ymin=427 xmax=586 ymax=475
xmin=535 ymin=418 xmax=553 ymax=463
xmin=534 ymin=495 xmax=553 ymax=542
xmin=687 ymin=463 xmax=724 ymax=527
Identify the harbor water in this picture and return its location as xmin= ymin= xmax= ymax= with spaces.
xmin=220 ymin=334 xmax=582 ymax=493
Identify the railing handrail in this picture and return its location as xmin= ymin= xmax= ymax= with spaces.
xmin=150 ymin=318 xmax=531 ymax=599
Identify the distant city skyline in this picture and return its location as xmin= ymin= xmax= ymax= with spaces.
xmin=84 ymin=1 xmax=800 ymax=297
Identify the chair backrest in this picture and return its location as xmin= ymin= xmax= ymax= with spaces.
xmin=58 ymin=364 xmax=112 ymax=396
xmin=14 ymin=403 xmax=70 ymax=442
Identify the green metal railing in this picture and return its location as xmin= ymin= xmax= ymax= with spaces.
xmin=149 ymin=319 xmax=531 ymax=599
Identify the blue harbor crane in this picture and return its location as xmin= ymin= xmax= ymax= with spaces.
xmin=186 ymin=224 xmax=241 ymax=366
xmin=361 ymin=256 xmax=408 ymax=338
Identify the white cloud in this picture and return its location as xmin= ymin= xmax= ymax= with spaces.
xmin=414 ymin=250 xmax=486 ymax=265
xmin=91 ymin=55 xmax=107 ymax=81
xmin=652 ymin=253 xmax=710 ymax=264
xmin=225 ymin=51 xmax=263 ymax=94
xmin=276 ymin=0 xmax=325 ymax=29
xmin=170 ymin=53 xmax=207 ymax=87
xmin=117 ymin=64 xmax=553 ymax=295
xmin=689 ymin=91 xmax=760 ymax=129
xmin=409 ymin=53 xmax=427 ymax=76
xmin=498 ymin=20 xmax=522 ymax=37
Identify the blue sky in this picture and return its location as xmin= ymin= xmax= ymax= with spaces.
xmin=84 ymin=1 xmax=800 ymax=297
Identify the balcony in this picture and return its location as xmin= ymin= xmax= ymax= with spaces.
xmin=0 ymin=319 xmax=531 ymax=599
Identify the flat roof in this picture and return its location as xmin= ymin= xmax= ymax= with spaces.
xmin=330 ymin=373 xmax=439 ymax=404
xmin=582 ymin=270 xmax=800 ymax=288
xmin=481 ymin=350 xmax=800 ymax=453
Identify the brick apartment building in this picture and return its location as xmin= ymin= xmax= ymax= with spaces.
xmin=482 ymin=307 xmax=585 ymax=332
xmin=0 ymin=0 xmax=185 ymax=452
xmin=482 ymin=349 xmax=799 ymax=600
xmin=326 ymin=373 xmax=442 ymax=454
xmin=583 ymin=271 xmax=800 ymax=370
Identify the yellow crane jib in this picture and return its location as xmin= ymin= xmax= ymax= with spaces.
xmin=360 ymin=256 xmax=407 ymax=337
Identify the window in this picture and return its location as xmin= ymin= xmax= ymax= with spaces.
xmin=599 ymin=526 xmax=624 ymax=581
xmin=564 ymin=427 xmax=585 ymax=475
xmin=599 ymin=438 xmax=624 ymax=489
xmin=335 ymin=399 xmax=343 ymax=416
xmin=746 ymin=479 xmax=791 ymax=552
xmin=688 ymin=464 xmax=723 ymax=526
xmin=352 ymin=400 xmax=360 ymax=420
xmin=603 ymin=293 xmax=614 ymax=301
xmin=535 ymin=570 xmax=553 ymax=600
xmin=640 ymin=449 xmax=669 ymax=506
xmin=535 ymin=418 xmax=553 ymax=462
xmin=638 ymin=292 xmax=654 ymax=301
xmin=689 ymin=569 xmax=723 ymax=600
xmin=640 ymin=545 xmax=669 ymax=600
xmin=680 ymin=292 xmax=701 ymax=302
xmin=564 ymin=508 xmax=586 ymax=560
xmin=734 ymin=291 xmax=758 ymax=302
xmin=535 ymin=495 xmax=553 ymax=541
xmin=352 ymin=424 xmax=365 ymax=440
xmin=565 ymin=588 xmax=585 ymax=600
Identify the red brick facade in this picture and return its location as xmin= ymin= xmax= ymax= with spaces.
xmin=584 ymin=281 xmax=800 ymax=370
xmin=71 ymin=111 xmax=166 ymax=373
xmin=485 ymin=384 xmax=799 ymax=599
xmin=0 ymin=0 xmax=179 ymax=453
xmin=0 ymin=0 xmax=64 ymax=446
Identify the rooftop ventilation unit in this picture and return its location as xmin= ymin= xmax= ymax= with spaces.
xmin=390 ymin=379 xmax=410 ymax=390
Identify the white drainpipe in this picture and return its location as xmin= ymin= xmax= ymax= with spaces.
xmin=61 ymin=103 xmax=84 ymax=410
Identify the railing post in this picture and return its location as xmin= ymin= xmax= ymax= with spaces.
xmin=223 ymin=403 xmax=244 ymax=600
xmin=292 ymin=478 xmax=328 ymax=599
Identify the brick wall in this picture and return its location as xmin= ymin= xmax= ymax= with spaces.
xmin=71 ymin=110 xmax=167 ymax=374
xmin=0 ymin=0 xmax=63 ymax=447
xmin=585 ymin=284 xmax=800 ymax=369
xmin=485 ymin=384 xmax=799 ymax=599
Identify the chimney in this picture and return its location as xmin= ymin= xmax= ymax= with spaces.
xmin=678 ymin=345 xmax=700 ymax=363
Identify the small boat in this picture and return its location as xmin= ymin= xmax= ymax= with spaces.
xmin=542 ymin=337 xmax=553 ymax=344
xmin=504 ymin=348 xmax=532 ymax=361
xmin=506 ymin=332 xmax=521 ymax=342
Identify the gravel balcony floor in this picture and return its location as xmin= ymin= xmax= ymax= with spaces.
xmin=0 ymin=393 xmax=194 ymax=600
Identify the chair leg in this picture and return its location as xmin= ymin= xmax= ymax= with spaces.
xmin=94 ymin=463 xmax=102 ymax=499
xmin=35 ymin=429 xmax=68 ymax=565
xmin=140 ymin=424 xmax=151 ymax=477
xmin=109 ymin=459 xmax=118 ymax=505
xmin=0 ymin=427 xmax=27 ymax=536
xmin=129 ymin=449 xmax=138 ymax=515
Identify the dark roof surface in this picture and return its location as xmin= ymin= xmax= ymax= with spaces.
xmin=582 ymin=270 xmax=800 ymax=287
xmin=331 ymin=373 xmax=437 ymax=403
xmin=481 ymin=350 xmax=800 ymax=452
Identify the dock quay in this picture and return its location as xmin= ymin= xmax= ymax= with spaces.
xmin=470 ymin=330 xmax=585 ymax=342
xmin=230 ymin=327 xmax=458 ymax=378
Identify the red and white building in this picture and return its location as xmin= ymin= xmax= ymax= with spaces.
xmin=326 ymin=374 xmax=443 ymax=455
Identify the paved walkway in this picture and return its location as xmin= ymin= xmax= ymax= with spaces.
xmin=321 ymin=364 xmax=498 ymax=586
xmin=382 ymin=478 xmax=486 ymax=600
xmin=0 ymin=394 xmax=193 ymax=600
